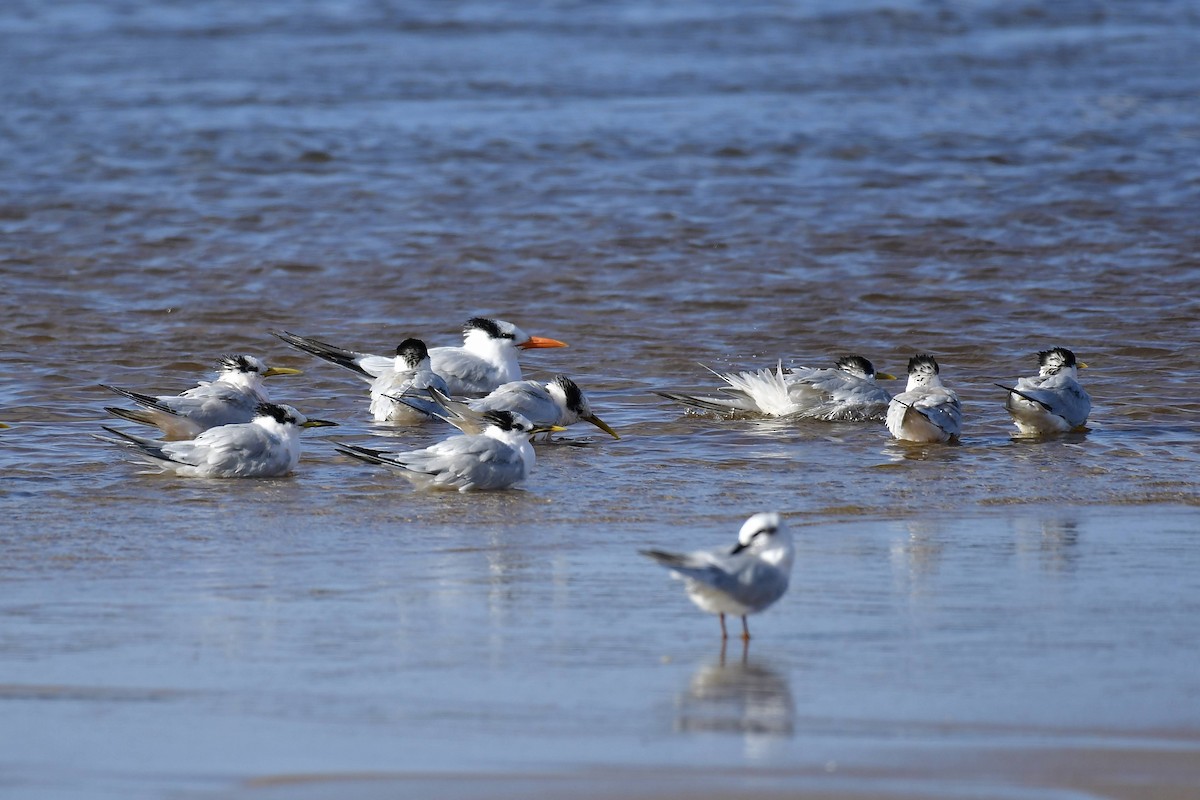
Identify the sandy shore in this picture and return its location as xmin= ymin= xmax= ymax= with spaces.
xmin=226 ymin=739 xmax=1200 ymax=800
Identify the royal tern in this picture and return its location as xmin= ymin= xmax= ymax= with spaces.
xmin=99 ymin=403 xmax=336 ymax=478
xmin=269 ymin=332 xmax=449 ymax=423
xmin=101 ymin=354 xmax=302 ymax=440
xmin=398 ymin=374 xmax=619 ymax=439
xmin=657 ymin=356 xmax=895 ymax=421
xmin=997 ymin=347 xmax=1091 ymax=435
xmin=275 ymin=317 xmax=567 ymax=397
xmin=885 ymin=355 xmax=962 ymax=443
xmin=335 ymin=410 xmax=562 ymax=492
xmin=641 ymin=512 xmax=794 ymax=641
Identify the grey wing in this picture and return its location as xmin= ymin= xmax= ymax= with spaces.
xmin=912 ymin=391 xmax=963 ymax=436
xmin=1019 ymin=376 xmax=1092 ymax=427
xmin=396 ymin=435 xmax=526 ymax=489
xmin=169 ymin=384 xmax=260 ymax=428
xmin=176 ymin=426 xmax=291 ymax=476
xmin=476 ymin=382 xmax=559 ymax=425
xmin=430 ymin=348 xmax=496 ymax=396
xmin=646 ymin=550 xmax=789 ymax=611
xmin=790 ymin=370 xmax=891 ymax=420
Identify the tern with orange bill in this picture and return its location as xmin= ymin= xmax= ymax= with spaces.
xmin=274 ymin=317 xmax=567 ymax=397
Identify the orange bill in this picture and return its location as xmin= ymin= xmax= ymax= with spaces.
xmin=519 ymin=335 xmax=568 ymax=349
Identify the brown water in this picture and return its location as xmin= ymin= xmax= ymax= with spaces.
xmin=2 ymin=1 xmax=1200 ymax=798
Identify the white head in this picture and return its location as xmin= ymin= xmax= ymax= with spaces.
xmin=461 ymin=317 xmax=568 ymax=353
xmin=732 ymin=512 xmax=794 ymax=570
xmin=217 ymin=354 xmax=301 ymax=391
xmin=835 ymin=355 xmax=878 ymax=381
xmin=481 ymin=409 xmax=564 ymax=439
xmin=253 ymin=403 xmax=337 ymax=431
xmin=903 ymin=354 xmax=942 ymax=391
xmin=1037 ymin=347 xmax=1081 ymax=378
xmin=543 ymin=374 xmax=621 ymax=439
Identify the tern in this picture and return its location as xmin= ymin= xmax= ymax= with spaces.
xmin=99 ymin=403 xmax=337 ymax=478
xmin=101 ymin=354 xmax=302 ymax=440
xmin=641 ymin=512 xmax=794 ymax=641
xmin=885 ymin=354 xmax=962 ymax=443
xmin=398 ymin=374 xmax=619 ymax=439
xmin=274 ymin=317 xmax=567 ymax=397
xmin=996 ymin=347 xmax=1091 ymax=435
xmin=656 ymin=356 xmax=895 ymax=421
xmin=269 ymin=333 xmax=449 ymax=423
xmin=335 ymin=410 xmax=563 ymax=492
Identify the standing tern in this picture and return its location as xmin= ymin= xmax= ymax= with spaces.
xmin=641 ymin=512 xmax=794 ymax=641
xmin=274 ymin=317 xmax=567 ymax=397
xmin=656 ymin=356 xmax=895 ymax=421
xmin=886 ymin=354 xmax=962 ymax=443
xmin=269 ymin=333 xmax=449 ymax=423
xmin=997 ymin=347 xmax=1091 ymax=436
xmin=335 ymin=410 xmax=562 ymax=492
xmin=398 ymin=374 xmax=620 ymax=439
xmin=99 ymin=403 xmax=337 ymax=478
xmin=101 ymin=354 xmax=302 ymax=440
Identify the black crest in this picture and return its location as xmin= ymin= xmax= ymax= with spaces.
xmin=481 ymin=409 xmax=522 ymax=431
xmin=835 ymin=355 xmax=876 ymax=377
xmin=1038 ymin=347 xmax=1077 ymax=370
xmin=255 ymin=402 xmax=294 ymax=425
xmin=908 ymin=354 xmax=939 ymax=374
xmin=552 ymin=374 xmax=585 ymax=411
xmin=395 ymin=338 xmax=429 ymax=365
xmin=465 ymin=317 xmax=513 ymax=340
xmin=220 ymin=354 xmax=260 ymax=374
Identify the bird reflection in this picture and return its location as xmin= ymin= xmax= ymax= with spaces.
xmin=1014 ymin=517 xmax=1080 ymax=573
xmin=674 ymin=645 xmax=795 ymax=751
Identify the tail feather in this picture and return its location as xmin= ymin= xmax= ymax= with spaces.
xmin=104 ymin=406 xmax=160 ymax=427
xmin=995 ymin=383 xmax=1054 ymax=411
xmin=653 ymin=390 xmax=747 ymax=415
xmin=100 ymin=384 xmax=175 ymax=414
xmin=639 ymin=548 xmax=689 ymax=568
xmin=271 ymin=330 xmax=369 ymax=378
xmin=335 ymin=443 xmax=405 ymax=468
xmin=98 ymin=425 xmax=171 ymax=461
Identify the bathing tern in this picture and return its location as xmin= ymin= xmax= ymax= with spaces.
xmin=886 ymin=354 xmax=962 ymax=443
xmin=99 ymin=403 xmax=336 ymax=478
xmin=656 ymin=356 xmax=895 ymax=421
xmin=398 ymin=374 xmax=619 ymax=439
xmin=997 ymin=347 xmax=1091 ymax=435
xmin=335 ymin=410 xmax=562 ymax=492
xmin=641 ymin=512 xmax=794 ymax=641
xmin=101 ymin=354 xmax=302 ymax=440
xmin=274 ymin=317 xmax=567 ymax=397
xmin=269 ymin=333 xmax=449 ymax=423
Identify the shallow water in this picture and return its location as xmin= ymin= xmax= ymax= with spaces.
xmin=2 ymin=1 xmax=1199 ymax=798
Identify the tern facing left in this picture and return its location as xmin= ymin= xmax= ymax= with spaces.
xmin=335 ymin=410 xmax=563 ymax=492
xmin=657 ymin=356 xmax=895 ymax=421
xmin=886 ymin=354 xmax=962 ymax=443
xmin=102 ymin=354 xmax=302 ymax=440
xmin=997 ymin=347 xmax=1091 ymax=436
xmin=99 ymin=403 xmax=337 ymax=478
xmin=641 ymin=512 xmax=794 ymax=641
